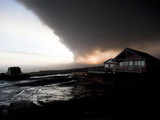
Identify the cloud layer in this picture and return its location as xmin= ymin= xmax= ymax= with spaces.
xmin=18 ymin=0 xmax=160 ymax=62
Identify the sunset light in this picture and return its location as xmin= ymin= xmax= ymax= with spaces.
xmin=76 ymin=50 xmax=118 ymax=64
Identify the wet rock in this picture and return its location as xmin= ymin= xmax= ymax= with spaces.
xmin=9 ymin=100 xmax=37 ymax=111
xmin=5 ymin=101 xmax=38 ymax=120
xmin=0 ymin=105 xmax=9 ymax=119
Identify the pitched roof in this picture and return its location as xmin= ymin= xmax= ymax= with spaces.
xmin=114 ymin=48 xmax=160 ymax=61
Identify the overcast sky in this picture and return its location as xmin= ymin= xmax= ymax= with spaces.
xmin=0 ymin=0 xmax=74 ymax=72
xmin=1 ymin=0 xmax=160 ymax=72
xmin=18 ymin=0 xmax=160 ymax=62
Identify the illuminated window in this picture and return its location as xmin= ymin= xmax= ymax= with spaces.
xmin=129 ymin=61 xmax=133 ymax=66
xmin=120 ymin=62 xmax=123 ymax=67
xmin=105 ymin=64 xmax=109 ymax=68
xmin=110 ymin=64 xmax=114 ymax=68
xmin=138 ymin=61 xmax=141 ymax=66
xmin=141 ymin=61 xmax=145 ymax=66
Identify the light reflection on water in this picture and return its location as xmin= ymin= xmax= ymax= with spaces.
xmin=0 ymin=80 xmax=11 ymax=87
xmin=12 ymin=85 xmax=73 ymax=105
xmin=0 ymin=81 xmax=74 ymax=106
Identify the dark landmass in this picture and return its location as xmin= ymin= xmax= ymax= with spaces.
xmin=0 ymin=73 xmax=30 ymax=81
xmin=0 ymin=66 xmax=158 ymax=120
xmin=28 ymin=66 xmax=104 ymax=76
xmin=0 ymin=66 xmax=103 ymax=81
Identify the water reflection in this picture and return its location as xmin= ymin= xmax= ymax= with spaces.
xmin=12 ymin=85 xmax=73 ymax=105
xmin=0 ymin=80 xmax=73 ymax=106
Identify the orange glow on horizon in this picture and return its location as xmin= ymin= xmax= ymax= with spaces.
xmin=76 ymin=50 xmax=119 ymax=65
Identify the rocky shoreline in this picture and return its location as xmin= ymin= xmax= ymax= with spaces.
xmin=0 ymin=73 xmax=112 ymax=120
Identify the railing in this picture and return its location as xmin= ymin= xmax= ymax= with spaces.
xmin=105 ymin=58 xmax=147 ymax=73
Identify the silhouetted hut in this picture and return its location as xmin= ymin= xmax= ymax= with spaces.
xmin=7 ymin=67 xmax=22 ymax=76
xmin=104 ymin=48 xmax=160 ymax=73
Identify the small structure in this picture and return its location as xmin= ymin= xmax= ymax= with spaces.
xmin=7 ymin=67 xmax=22 ymax=76
xmin=104 ymin=48 xmax=160 ymax=73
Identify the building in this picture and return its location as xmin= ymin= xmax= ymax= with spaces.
xmin=104 ymin=59 xmax=119 ymax=73
xmin=104 ymin=48 xmax=160 ymax=73
xmin=7 ymin=67 xmax=22 ymax=76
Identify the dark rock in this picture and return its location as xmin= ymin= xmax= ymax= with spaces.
xmin=9 ymin=100 xmax=37 ymax=111
xmin=0 ymin=105 xmax=9 ymax=119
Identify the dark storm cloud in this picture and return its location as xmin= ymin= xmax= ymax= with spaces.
xmin=18 ymin=0 xmax=160 ymax=58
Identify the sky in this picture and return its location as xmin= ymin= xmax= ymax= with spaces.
xmin=1 ymin=0 xmax=160 ymax=72
xmin=0 ymin=0 xmax=74 ymax=72
xmin=18 ymin=0 xmax=160 ymax=63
